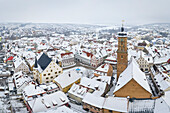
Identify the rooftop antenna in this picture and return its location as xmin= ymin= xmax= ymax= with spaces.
xmin=121 ymin=20 xmax=125 ymax=32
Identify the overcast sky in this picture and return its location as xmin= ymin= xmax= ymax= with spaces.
xmin=0 ymin=0 xmax=170 ymax=25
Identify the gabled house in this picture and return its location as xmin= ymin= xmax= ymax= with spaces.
xmin=13 ymin=56 xmax=30 ymax=73
xmin=53 ymin=69 xmax=81 ymax=93
xmin=33 ymin=53 xmax=63 ymax=84
xmin=60 ymin=52 xmax=75 ymax=68
xmin=113 ymin=58 xmax=152 ymax=98
xmin=91 ymin=54 xmax=103 ymax=68
xmin=91 ymin=48 xmax=107 ymax=68
xmin=94 ymin=63 xmax=113 ymax=77
xmin=137 ymin=54 xmax=153 ymax=72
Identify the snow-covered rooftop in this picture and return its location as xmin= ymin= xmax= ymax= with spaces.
xmin=80 ymin=77 xmax=107 ymax=96
xmin=82 ymin=93 xmax=105 ymax=109
xmin=103 ymin=96 xmax=128 ymax=112
xmin=114 ymin=57 xmax=152 ymax=94
xmin=54 ymin=69 xmax=81 ymax=88
xmin=28 ymin=91 xmax=69 ymax=113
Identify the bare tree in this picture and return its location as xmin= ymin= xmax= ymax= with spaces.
xmin=84 ymin=69 xmax=93 ymax=78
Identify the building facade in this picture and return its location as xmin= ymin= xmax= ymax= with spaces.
xmin=137 ymin=56 xmax=150 ymax=72
xmin=33 ymin=53 xmax=63 ymax=84
xmin=60 ymin=52 xmax=75 ymax=68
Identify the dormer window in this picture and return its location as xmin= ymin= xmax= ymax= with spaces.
xmin=60 ymin=97 xmax=65 ymax=102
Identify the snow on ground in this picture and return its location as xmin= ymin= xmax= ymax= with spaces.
xmin=11 ymin=99 xmax=24 ymax=108
xmin=107 ymin=84 xmax=115 ymax=96
xmin=63 ymin=66 xmax=94 ymax=78
xmin=63 ymin=66 xmax=86 ymax=73
xmin=0 ymin=91 xmax=5 ymax=97
xmin=0 ymin=93 xmax=10 ymax=113
xmin=63 ymin=63 xmax=76 ymax=69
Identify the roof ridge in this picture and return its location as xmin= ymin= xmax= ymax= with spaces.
xmin=131 ymin=60 xmax=134 ymax=78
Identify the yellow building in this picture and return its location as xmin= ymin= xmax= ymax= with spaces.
xmin=53 ymin=70 xmax=81 ymax=93
xmin=33 ymin=53 xmax=63 ymax=84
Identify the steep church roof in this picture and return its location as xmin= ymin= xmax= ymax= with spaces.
xmin=37 ymin=53 xmax=52 ymax=70
xmin=114 ymin=57 xmax=152 ymax=94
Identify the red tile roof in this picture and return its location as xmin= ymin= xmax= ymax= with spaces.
xmin=61 ymin=52 xmax=73 ymax=58
xmin=6 ymin=56 xmax=13 ymax=61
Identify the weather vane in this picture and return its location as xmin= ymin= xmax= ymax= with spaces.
xmin=121 ymin=20 xmax=125 ymax=32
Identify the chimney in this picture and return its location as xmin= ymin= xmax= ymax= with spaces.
xmin=68 ymin=72 xmax=71 ymax=77
xmin=102 ymin=64 xmax=106 ymax=68
xmin=95 ymin=84 xmax=99 ymax=90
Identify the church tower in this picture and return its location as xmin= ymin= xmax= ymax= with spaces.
xmin=117 ymin=21 xmax=128 ymax=81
